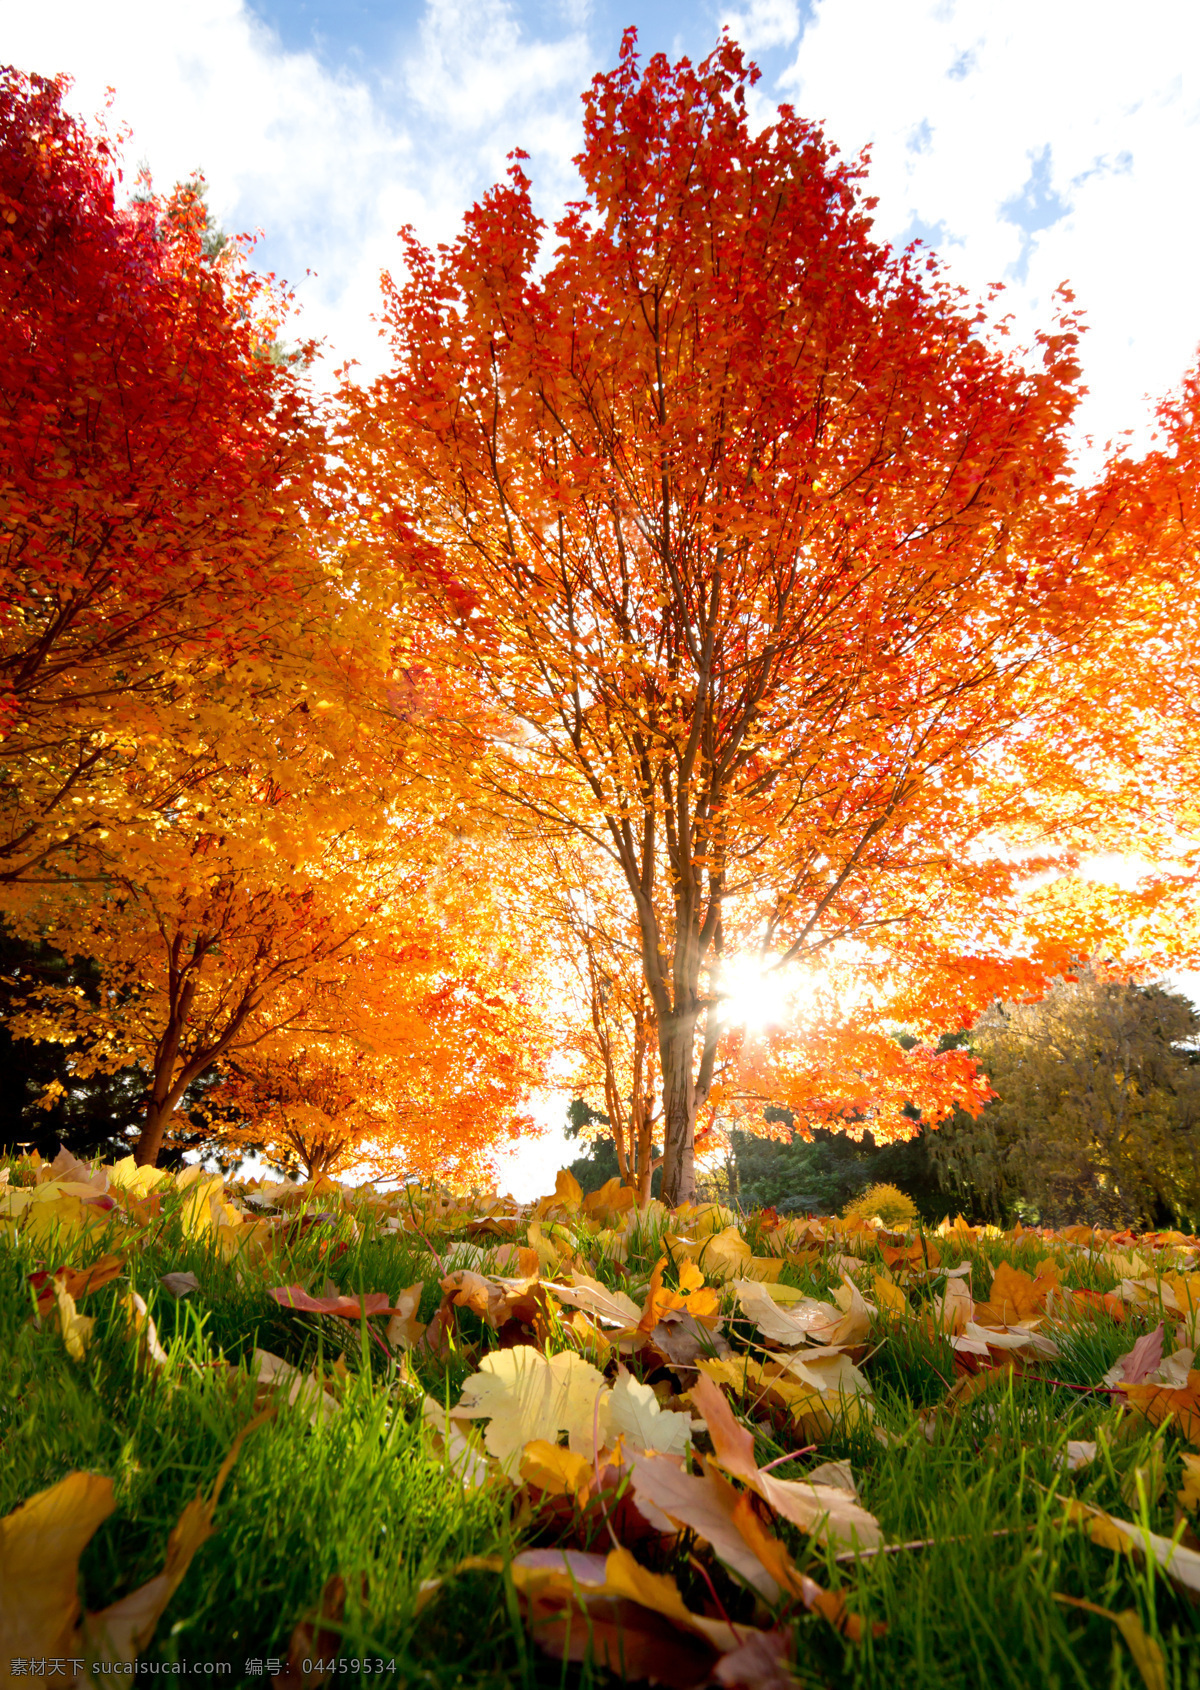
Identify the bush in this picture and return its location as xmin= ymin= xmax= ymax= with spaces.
xmin=842 ymin=1182 xmax=918 ymax=1228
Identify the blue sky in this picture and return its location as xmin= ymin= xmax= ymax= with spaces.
xmin=7 ymin=0 xmax=1198 ymax=467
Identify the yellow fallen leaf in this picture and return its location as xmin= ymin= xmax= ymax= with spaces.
xmin=0 ymin=1471 xmax=116 ymax=1659
xmin=519 ymin=1439 xmax=594 ymax=1502
xmin=106 ymin=1157 xmax=172 ymax=1197
xmin=1054 ymin=1594 xmax=1166 ymax=1690
xmin=453 ymin=1345 xmax=611 ymax=1470
xmin=54 ymin=1281 xmax=94 ymax=1362
xmin=1179 ymin=1453 xmax=1200 ymax=1514
xmin=872 ymin=1275 xmax=910 ymax=1320
xmin=609 ymin=1366 xmax=693 ymax=1457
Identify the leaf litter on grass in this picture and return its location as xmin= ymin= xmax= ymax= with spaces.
xmin=2 ymin=1147 xmax=1200 ymax=1685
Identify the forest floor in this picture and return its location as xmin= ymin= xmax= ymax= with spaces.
xmin=2 ymin=1154 xmax=1198 ymax=1690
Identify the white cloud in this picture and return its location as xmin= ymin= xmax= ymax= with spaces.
xmin=776 ymin=0 xmax=1200 ymax=462
xmin=720 ymin=0 xmax=804 ymax=52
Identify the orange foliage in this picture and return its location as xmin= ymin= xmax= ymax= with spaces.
xmin=350 ymin=34 xmax=1154 ymax=1200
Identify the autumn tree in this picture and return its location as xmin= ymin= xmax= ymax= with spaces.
xmin=927 ymin=973 xmax=1200 ymax=1227
xmin=353 ymin=33 xmax=1134 ymax=1202
xmin=0 ymin=68 xmax=322 ymax=896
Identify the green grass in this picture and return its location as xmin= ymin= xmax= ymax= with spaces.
xmin=2 ymin=1187 xmax=1198 ymax=1689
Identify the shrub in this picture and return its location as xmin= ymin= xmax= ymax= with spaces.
xmin=843 ymin=1182 xmax=918 ymax=1228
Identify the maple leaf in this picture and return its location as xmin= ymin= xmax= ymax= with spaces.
xmin=609 ymin=1366 xmax=694 ymax=1457
xmin=452 ymin=1345 xmax=611 ymax=1470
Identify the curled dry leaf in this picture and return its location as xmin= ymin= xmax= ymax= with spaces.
xmin=159 ymin=1271 xmax=200 ymax=1299
xmin=690 ymin=1373 xmax=882 ymax=1550
xmin=54 ymin=1281 xmax=94 ymax=1363
xmin=29 ymin=1252 xmax=125 ymax=1315
xmin=123 ymin=1290 xmax=170 ymax=1373
xmin=543 ymin=1272 xmax=642 ymax=1330
xmin=267 ymin=1285 xmax=397 ymax=1320
xmin=382 ymin=1281 xmax=425 ymax=1350
xmin=734 ymin=1274 xmax=872 ymax=1348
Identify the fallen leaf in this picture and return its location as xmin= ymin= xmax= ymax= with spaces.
xmin=1062 ymin=1499 xmax=1200 ymax=1595
xmin=122 ymin=1290 xmax=170 ymax=1373
xmin=0 ymin=1472 xmax=116 ymax=1659
xmin=253 ymin=1348 xmax=341 ymax=1426
xmin=690 ymin=1373 xmax=882 ymax=1549
xmin=974 ymin=1260 xmax=1056 ymax=1327
xmin=422 ymin=1397 xmax=491 ymax=1491
xmin=54 ymin=1281 xmax=94 ymax=1362
xmin=159 ymin=1271 xmax=200 ymax=1299
xmin=543 ymin=1272 xmax=641 ymax=1329
xmin=609 ymin=1366 xmax=693 ymax=1457
xmin=271 ymin=1573 xmax=350 ymax=1686
xmin=267 ymin=1285 xmax=397 ymax=1320
xmin=453 ymin=1345 xmax=610 ymax=1470
xmin=519 ymin=1439 xmax=594 ymax=1503
xmin=382 ymin=1281 xmax=426 ymax=1349
xmin=712 ymin=1625 xmax=797 ymax=1688
xmin=1179 ymin=1453 xmax=1200 ymax=1514
xmin=29 ymin=1253 xmax=125 ymax=1315
xmin=84 ymin=1414 xmax=270 ymax=1664
xmin=1104 ymin=1324 xmax=1165 ymax=1388
xmin=1054 ymin=1594 xmax=1166 ymax=1690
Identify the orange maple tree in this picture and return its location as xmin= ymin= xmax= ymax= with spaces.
xmin=0 ymin=68 xmax=322 ymax=895
xmin=352 ymin=34 xmax=1146 ymax=1201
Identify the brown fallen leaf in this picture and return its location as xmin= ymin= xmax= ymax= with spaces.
xmin=382 ymin=1281 xmax=426 ymax=1350
xmin=690 ymin=1373 xmax=882 ymax=1550
xmin=271 ymin=1574 xmax=354 ymax=1687
xmin=1104 ymin=1324 xmax=1166 ymax=1388
xmin=267 ymin=1285 xmax=398 ymax=1319
xmin=711 ymin=1626 xmax=798 ymax=1689
xmin=159 ymin=1271 xmax=200 ymax=1299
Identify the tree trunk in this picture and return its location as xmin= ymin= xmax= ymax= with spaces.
xmin=659 ymin=1015 xmax=697 ymax=1205
xmin=135 ymin=1096 xmax=171 ymax=1167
